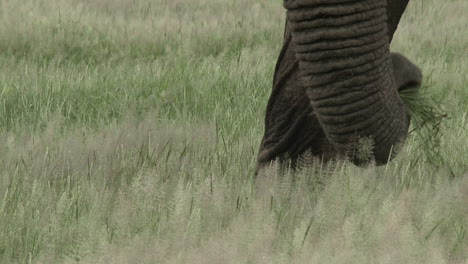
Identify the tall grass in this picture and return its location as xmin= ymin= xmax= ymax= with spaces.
xmin=0 ymin=0 xmax=466 ymax=263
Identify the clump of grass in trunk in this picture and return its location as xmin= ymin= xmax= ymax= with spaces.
xmin=399 ymin=86 xmax=448 ymax=167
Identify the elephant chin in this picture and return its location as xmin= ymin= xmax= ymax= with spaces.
xmin=283 ymin=0 xmax=412 ymax=165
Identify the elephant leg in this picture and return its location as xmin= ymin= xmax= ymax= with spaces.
xmin=386 ymin=0 xmax=410 ymax=43
xmin=257 ymin=84 xmax=334 ymax=171
xmin=390 ymin=52 xmax=422 ymax=91
xmin=257 ymin=27 xmax=335 ymax=171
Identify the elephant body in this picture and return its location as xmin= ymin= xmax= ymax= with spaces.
xmin=257 ymin=0 xmax=422 ymax=170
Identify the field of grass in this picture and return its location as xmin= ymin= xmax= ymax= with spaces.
xmin=0 ymin=0 xmax=466 ymax=263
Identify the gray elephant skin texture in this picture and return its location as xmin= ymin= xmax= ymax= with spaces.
xmin=257 ymin=0 xmax=422 ymax=171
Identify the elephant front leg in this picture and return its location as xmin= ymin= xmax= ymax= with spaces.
xmin=257 ymin=23 xmax=336 ymax=172
xmin=257 ymin=95 xmax=333 ymax=171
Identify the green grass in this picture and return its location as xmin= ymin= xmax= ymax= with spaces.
xmin=0 ymin=0 xmax=466 ymax=263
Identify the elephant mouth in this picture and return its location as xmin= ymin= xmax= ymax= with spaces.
xmin=398 ymin=82 xmax=420 ymax=92
xmin=391 ymin=52 xmax=423 ymax=93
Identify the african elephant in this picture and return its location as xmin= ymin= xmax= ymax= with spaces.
xmin=257 ymin=0 xmax=422 ymax=171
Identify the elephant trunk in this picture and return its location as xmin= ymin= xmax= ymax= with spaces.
xmin=285 ymin=0 xmax=409 ymax=164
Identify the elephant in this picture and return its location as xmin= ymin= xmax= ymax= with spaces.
xmin=256 ymin=0 xmax=422 ymax=171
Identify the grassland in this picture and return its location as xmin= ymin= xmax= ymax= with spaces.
xmin=0 ymin=0 xmax=466 ymax=263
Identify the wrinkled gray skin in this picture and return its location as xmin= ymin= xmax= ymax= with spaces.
xmin=257 ymin=0 xmax=422 ymax=171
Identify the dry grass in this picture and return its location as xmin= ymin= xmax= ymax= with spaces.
xmin=0 ymin=0 xmax=466 ymax=263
